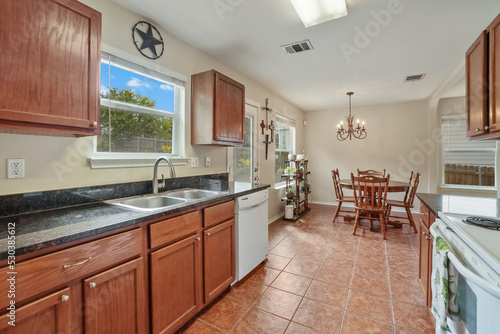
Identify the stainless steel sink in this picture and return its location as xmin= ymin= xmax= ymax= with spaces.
xmin=164 ymin=188 xmax=220 ymax=200
xmin=106 ymin=195 xmax=187 ymax=211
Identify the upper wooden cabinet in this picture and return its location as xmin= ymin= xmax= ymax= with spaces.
xmin=191 ymin=70 xmax=245 ymax=146
xmin=0 ymin=0 xmax=102 ymax=136
xmin=466 ymin=13 xmax=500 ymax=140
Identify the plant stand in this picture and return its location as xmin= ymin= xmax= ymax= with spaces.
xmin=281 ymin=159 xmax=311 ymax=221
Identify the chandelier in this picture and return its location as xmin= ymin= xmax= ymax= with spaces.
xmin=336 ymin=92 xmax=367 ymax=141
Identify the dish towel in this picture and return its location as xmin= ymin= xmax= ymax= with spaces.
xmin=431 ymin=236 xmax=460 ymax=334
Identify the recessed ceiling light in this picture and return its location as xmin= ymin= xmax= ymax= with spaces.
xmin=289 ymin=0 xmax=348 ymax=28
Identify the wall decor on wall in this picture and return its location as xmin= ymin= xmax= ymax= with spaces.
xmin=132 ymin=21 xmax=164 ymax=60
xmin=261 ymin=98 xmax=274 ymax=159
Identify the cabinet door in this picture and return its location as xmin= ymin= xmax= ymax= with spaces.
xmin=0 ymin=288 xmax=70 ymax=334
xmin=203 ymin=219 xmax=235 ymax=303
xmin=426 ymin=233 xmax=434 ymax=307
xmin=150 ymin=234 xmax=202 ymax=334
xmin=0 ymin=0 xmax=101 ymax=135
xmin=466 ymin=31 xmax=488 ymax=137
xmin=418 ymin=220 xmax=430 ymax=306
xmin=84 ymin=258 xmax=146 ymax=334
xmin=489 ymin=14 xmax=500 ymax=134
xmin=214 ymin=72 xmax=245 ymax=143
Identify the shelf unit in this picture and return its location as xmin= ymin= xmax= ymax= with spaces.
xmin=281 ymin=159 xmax=311 ymax=221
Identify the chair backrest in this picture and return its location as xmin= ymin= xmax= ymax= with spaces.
xmin=357 ymin=169 xmax=386 ymax=177
xmin=350 ymin=173 xmax=390 ymax=211
xmin=331 ymin=169 xmax=345 ymax=201
xmin=403 ymin=171 xmax=421 ymax=206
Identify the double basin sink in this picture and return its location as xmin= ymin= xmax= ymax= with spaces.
xmin=106 ymin=188 xmax=223 ymax=212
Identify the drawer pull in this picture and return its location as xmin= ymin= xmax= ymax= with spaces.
xmin=63 ymin=256 xmax=91 ymax=269
xmin=61 ymin=295 xmax=69 ymax=303
xmin=206 ymin=232 xmax=211 ymax=236
xmin=89 ymin=282 xmax=97 ymax=289
xmin=196 ymin=237 xmax=201 ymax=241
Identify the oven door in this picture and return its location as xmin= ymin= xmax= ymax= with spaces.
xmin=430 ymin=223 xmax=500 ymax=334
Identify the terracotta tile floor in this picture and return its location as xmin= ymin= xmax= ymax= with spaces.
xmin=178 ymin=204 xmax=435 ymax=334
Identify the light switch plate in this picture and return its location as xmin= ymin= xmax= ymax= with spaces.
xmin=205 ymin=156 xmax=211 ymax=167
xmin=7 ymin=158 xmax=25 ymax=179
xmin=191 ymin=158 xmax=198 ymax=168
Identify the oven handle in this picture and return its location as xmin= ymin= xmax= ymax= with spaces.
xmin=447 ymin=252 xmax=500 ymax=299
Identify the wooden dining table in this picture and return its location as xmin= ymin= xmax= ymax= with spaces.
xmin=339 ymin=178 xmax=409 ymax=228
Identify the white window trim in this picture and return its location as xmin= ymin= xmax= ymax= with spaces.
xmin=90 ymin=46 xmax=187 ymax=169
xmin=274 ymin=114 xmax=296 ymax=188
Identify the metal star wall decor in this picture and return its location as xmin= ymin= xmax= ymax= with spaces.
xmin=132 ymin=21 xmax=164 ymax=60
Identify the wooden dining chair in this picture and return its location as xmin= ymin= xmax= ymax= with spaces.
xmin=331 ymin=169 xmax=355 ymax=223
xmin=351 ymin=173 xmax=390 ymax=239
xmin=357 ymin=169 xmax=386 ymax=177
xmin=385 ymin=171 xmax=421 ymax=233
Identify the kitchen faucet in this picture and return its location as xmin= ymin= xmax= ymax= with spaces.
xmin=152 ymin=156 xmax=176 ymax=194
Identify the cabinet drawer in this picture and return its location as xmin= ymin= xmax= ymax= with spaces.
xmin=204 ymin=201 xmax=234 ymax=228
xmin=0 ymin=228 xmax=142 ymax=306
xmin=420 ymin=203 xmax=430 ymax=227
xmin=149 ymin=211 xmax=202 ymax=249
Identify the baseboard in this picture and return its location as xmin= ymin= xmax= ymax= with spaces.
xmin=269 ymin=212 xmax=284 ymax=225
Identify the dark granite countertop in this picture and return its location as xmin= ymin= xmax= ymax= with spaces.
xmin=417 ymin=193 xmax=500 ymax=218
xmin=0 ymin=180 xmax=269 ymax=261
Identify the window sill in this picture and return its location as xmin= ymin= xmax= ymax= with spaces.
xmin=89 ymin=156 xmax=189 ymax=169
xmin=440 ymin=184 xmax=497 ymax=196
xmin=274 ymin=183 xmax=287 ymax=190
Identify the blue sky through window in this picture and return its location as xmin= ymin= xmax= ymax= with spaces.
xmin=100 ymin=62 xmax=175 ymax=112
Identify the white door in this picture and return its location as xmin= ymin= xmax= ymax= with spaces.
xmin=229 ymin=101 xmax=259 ymax=183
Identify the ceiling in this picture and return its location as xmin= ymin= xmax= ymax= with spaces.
xmin=112 ymin=0 xmax=500 ymax=111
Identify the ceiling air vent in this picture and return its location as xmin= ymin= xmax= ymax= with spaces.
xmin=281 ymin=39 xmax=314 ymax=54
xmin=404 ymin=74 xmax=426 ymax=82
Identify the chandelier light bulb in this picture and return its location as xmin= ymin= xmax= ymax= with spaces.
xmin=336 ymin=92 xmax=367 ymax=141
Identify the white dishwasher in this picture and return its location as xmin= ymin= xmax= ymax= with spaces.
xmin=234 ymin=189 xmax=269 ymax=283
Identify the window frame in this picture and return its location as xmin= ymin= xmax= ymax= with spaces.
xmin=440 ymin=114 xmax=497 ymax=191
xmin=91 ymin=51 xmax=187 ymax=168
xmin=274 ymin=114 xmax=296 ymax=188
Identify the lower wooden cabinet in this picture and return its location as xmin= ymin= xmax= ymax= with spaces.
xmin=150 ymin=234 xmax=202 ymax=334
xmin=203 ymin=219 xmax=235 ymax=303
xmin=0 ymin=288 xmax=71 ymax=334
xmin=84 ymin=258 xmax=146 ymax=334
xmin=418 ymin=205 xmax=435 ymax=307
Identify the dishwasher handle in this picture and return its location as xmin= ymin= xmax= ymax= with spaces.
xmin=238 ymin=201 xmax=267 ymax=212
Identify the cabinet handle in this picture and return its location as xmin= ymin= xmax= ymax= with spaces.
xmin=89 ymin=282 xmax=97 ymax=289
xmin=485 ymin=126 xmax=490 ymax=131
xmin=206 ymin=232 xmax=211 ymax=236
xmin=61 ymin=295 xmax=69 ymax=303
xmin=426 ymin=236 xmax=432 ymax=240
xmin=63 ymin=256 xmax=91 ymax=269
xmin=476 ymin=128 xmax=481 ymax=132
xmin=92 ymin=121 xmax=98 ymax=127
xmin=422 ymin=231 xmax=427 ymax=235
xmin=196 ymin=237 xmax=200 ymax=241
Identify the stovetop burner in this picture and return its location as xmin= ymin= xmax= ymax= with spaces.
xmin=463 ymin=216 xmax=500 ymax=230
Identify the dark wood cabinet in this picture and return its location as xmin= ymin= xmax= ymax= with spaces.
xmin=150 ymin=233 xmax=202 ymax=334
xmin=0 ymin=288 xmax=71 ymax=334
xmin=418 ymin=204 xmax=435 ymax=307
xmin=83 ymin=258 xmax=147 ymax=334
xmin=191 ymin=70 xmax=245 ymax=146
xmin=203 ymin=219 xmax=235 ymax=303
xmin=466 ymin=13 xmax=500 ymax=140
xmin=0 ymin=0 xmax=101 ymax=136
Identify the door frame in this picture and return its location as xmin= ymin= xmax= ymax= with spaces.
xmin=228 ymin=98 xmax=260 ymax=182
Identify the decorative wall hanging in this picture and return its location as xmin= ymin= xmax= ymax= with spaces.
xmin=261 ymin=98 xmax=275 ymax=159
xmin=132 ymin=21 xmax=164 ymax=60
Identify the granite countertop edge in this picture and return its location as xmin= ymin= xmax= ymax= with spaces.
xmin=0 ymin=183 xmax=270 ymax=261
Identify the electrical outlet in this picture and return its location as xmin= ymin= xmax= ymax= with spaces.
xmin=7 ymin=158 xmax=25 ymax=179
xmin=205 ymin=156 xmax=211 ymax=167
xmin=191 ymin=158 xmax=198 ymax=168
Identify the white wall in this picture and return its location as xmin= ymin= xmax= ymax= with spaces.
xmin=304 ymin=100 xmax=430 ymax=205
xmin=0 ymin=0 xmax=305 ymax=220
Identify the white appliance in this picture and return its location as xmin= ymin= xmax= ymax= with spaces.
xmin=430 ymin=212 xmax=500 ymax=334
xmin=234 ymin=189 xmax=269 ymax=282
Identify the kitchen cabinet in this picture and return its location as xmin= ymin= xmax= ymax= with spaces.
xmin=0 ymin=288 xmax=71 ymax=333
xmin=466 ymin=13 xmax=500 ymax=140
xmin=418 ymin=204 xmax=435 ymax=307
xmin=0 ymin=229 xmax=145 ymax=333
xmin=191 ymin=70 xmax=245 ymax=146
xmin=0 ymin=0 xmax=101 ymax=136
xmin=149 ymin=212 xmax=203 ymax=334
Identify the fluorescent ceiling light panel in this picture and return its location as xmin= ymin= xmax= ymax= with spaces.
xmin=290 ymin=0 xmax=347 ymax=28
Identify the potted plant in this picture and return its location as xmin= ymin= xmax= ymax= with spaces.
xmin=284 ymin=167 xmax=296 ymax=175
xmin=285 ymin=188 xmax=295 ymax=199
xmin=297 ymin=162 xmax=305 ymax=178
xmin=301 ymin=181 xmax=311 ymax=193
